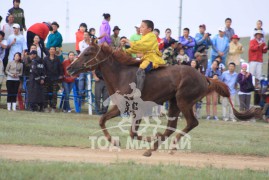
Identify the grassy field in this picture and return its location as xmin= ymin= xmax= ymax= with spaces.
xmin=1 ymin=109 xmax=269 ymax=179
xmin=0 ymin=109 xmax=269 ymax=156
xmin=0 ymin=160 xmax=268 ymax=180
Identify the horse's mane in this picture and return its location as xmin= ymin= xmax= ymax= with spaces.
xmin=113 ymin=49 xmax=141 ymax=66
xmin=100 ymin=43 xmax=141 ymax=66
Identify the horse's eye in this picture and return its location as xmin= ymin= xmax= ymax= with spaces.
xmin=84 ymin=53 xmax=89 ymax=57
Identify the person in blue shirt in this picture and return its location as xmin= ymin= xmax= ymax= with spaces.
xmin=205 ymin=60 xmax=222 ymax=120
xmin=220 ymin=62 xmax=238 ymax=122
xmin=195 ymin=24 xmax=212 ymax=72
xmin=46 ymin=22 xmax=63 ymax=62
xmin=179 ymin=28 xmax=196 ymax=60
xmin=211 ymin=27 xmax=229 ymax=66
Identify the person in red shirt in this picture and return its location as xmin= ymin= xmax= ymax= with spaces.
xmin=62 ymin=51 xmax=76 ymax=113
xmin=27 ymin=22 xmax=52 ymax=54
xmin=248 ymin=30 xmax=268 ymax=85
xmin=153 ymin=28 xmax=164 ymax=51
xmin=75 ymin=23 xmax=87 ymax=55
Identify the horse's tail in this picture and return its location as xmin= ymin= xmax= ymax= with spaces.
xmin=207 ymin=78 xmax=261 ymax=120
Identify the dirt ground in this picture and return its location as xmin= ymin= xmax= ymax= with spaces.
xmin=1 ymin=144 xmax=269 ymax=171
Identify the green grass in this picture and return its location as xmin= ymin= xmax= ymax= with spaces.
xmin=0 ymin=109 xmax=269 ymax=156
xmin=0 ymin=160 xmax=268 ymax=180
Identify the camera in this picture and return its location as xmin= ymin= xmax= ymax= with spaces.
xmin=206 ymin=32 xmax=211 ymax=36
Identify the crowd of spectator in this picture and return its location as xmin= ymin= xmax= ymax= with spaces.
xmin=0 ymin=0 xmax=269 ymax=122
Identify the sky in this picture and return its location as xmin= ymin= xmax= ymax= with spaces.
xmin=1 ymin=0 xmax=268 ymax=43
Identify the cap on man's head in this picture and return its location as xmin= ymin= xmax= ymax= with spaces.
xmin=199 ymin=24 xmax=206 ymax=29
xmin=30 ymin=50 xmax=37 ymax=55
xmin=231 ymin=34 xmax=240 ymax=40
xmin=13 ymin=23 xmax=20 ymax=29
xmin=218 ymin=27 xmax=225 ymax=32
xmin=113 ymin=26 xmax=121 ymax=31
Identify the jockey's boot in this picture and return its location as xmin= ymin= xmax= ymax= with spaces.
xmin=136 ymin=68 xmax=146 ymax=92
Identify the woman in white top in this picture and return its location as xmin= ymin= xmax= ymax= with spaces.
xmin=5 ymin=52 xmax=23 ymax=111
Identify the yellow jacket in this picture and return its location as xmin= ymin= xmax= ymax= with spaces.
xmin=126 ymin=32 xmax=165 ymax=67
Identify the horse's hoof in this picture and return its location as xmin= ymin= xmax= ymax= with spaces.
xmin=143 ymin=150 xmax=152 ymax=157
xmin=112 ymin=139 xmax=121 ymax=147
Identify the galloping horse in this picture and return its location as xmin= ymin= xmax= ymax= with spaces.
xmin=67 ymin=42 xmax=259 ymax=156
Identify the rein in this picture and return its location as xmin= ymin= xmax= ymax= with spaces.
xmin=83 ymin=46 xmax=115 ymax=69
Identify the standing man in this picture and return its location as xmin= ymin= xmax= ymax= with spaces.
xmin=6 ymin=0 xmax=27 ymax=34
xmin=7 ymin=23 xmax=27 ymax=62
xmin=195 ymin=24 xmax=212 ymax=73
xmin=249 ymin=30 xmax=267 ymax=86
xmin=46 ymin=22 xmax=63 ymax=62
xmin=43 ymin=47 xmax=63 ymax=113
xmin=92 ymin=69 xmax=109 ymax=115
xmin=28 ymin=50 xmax=46 ymax=112
xmin=179 ymin=28 xmax=196 ymax=60
xmin=110 ymin=26 xmax=121 ymax=48
xmin=224 ymin=18 xmax=235 ymax=41
xmin=220 ymin=62 xmax=238 ymax=122
xmin=211 ymin=27 xmax=229 ymax=66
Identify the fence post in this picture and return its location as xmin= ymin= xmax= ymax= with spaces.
xmin=87 ymin=73 xmax=93 ymax=115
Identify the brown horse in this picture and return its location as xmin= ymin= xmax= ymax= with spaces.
xmin=67 ymin=42 xmax=259 ymax=156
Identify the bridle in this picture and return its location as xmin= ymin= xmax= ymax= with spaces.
xmin=83 ymin=45 xmax=114 ymax=69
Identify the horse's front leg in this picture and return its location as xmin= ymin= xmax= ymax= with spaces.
xmin=99 ymin=105 xmax=120 ymax=146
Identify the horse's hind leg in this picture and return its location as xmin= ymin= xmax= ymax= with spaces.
xmin=99 ymin=105 xmax=120 ymax=145
xmin=143 ymin=97 xmax=180 ymax=157
xmin=171 ymin=102 xmax=199 ymax=153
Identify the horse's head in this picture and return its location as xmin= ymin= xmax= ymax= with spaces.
xmin=67 ymin=42 xmax=112 ymax=76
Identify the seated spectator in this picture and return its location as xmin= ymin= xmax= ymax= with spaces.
xmin=153 ymin=28 xmax=164 ymax=51
xmin=237 ymin=64 xmax=254 ymax=111
xmin=220 ymin=62 xmax=238 ymax=122
xmin=162 ymin=39 xmax=178 ymax=65
xmin=176 ymin=48 xmax=189 ymax=65
xmin=62 ymin=51 xmax=76 ymax=113
xmin=28 ymin=50 xmax=45 ymax=112
xmin=162 ymin=28 xmax=175 ymax=50
xmin=227 ymin=35 xmax=243 ymax=72
xmin=43 ymin=47 xmax=63 ymax=113
xmin=211 ymin=27 xmax=229 ymax=66
xmin=179 ymin=28 xmax=196 ymax=60
xmin=5 ymin=52 xmax=23 ymax=111
xmin=205 ymin=60 xmax=221 ymax=120
xmin=75 ymin=23 xmax=87 ymax=55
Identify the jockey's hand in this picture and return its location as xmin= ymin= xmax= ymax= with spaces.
xmin=136 ymin=53 xmax=143 ymax=58
xmin=40 ymin=80 xmax=44 ymax=85
xmin=121 ymin=38 xmax=129 ymax=44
